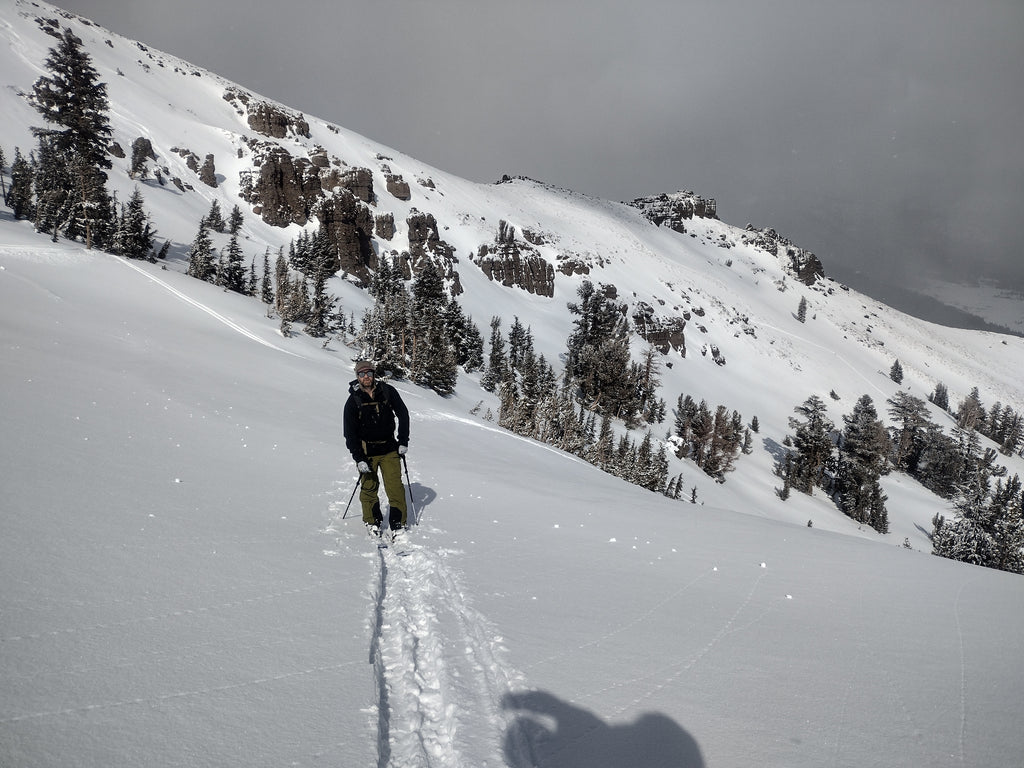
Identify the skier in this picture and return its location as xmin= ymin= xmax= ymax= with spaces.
xmin=343 ymin=360 xmax=410 ymax=537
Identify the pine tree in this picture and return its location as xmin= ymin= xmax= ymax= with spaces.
xmin=409 ymin=261 xmax=448 ymax=372
xmin=886 ymin=391 xmax=934 ymax=474
xmin=304 ymin=261 xmax=336 ymax=338
xmin=221 ymin=232 xmax=246 ymax=293
xmin=956 ymin=387 xmax=986 ymax=431
xmin=260 ymin=248 xmax=275 ymax=305
xmin=797 ymin=295 xmax=808 ymax=323
xmin=228 ymin=204 xmax=244 ymax=235
xmin=834 ymin=394 xmax=890 ymax=531
xmin=784 ymin=395 xmax=835 ymax=495
xmin=8 ymin=148 xmax=34 ymax=220
xmin=31 ymin=29 xmax=112 ymax=172
xmin=889 ymin=359 xmax=904 ymax=384
xmin=929 ymin=382 xmax=950 ymax=411
xmin=186 ymin=223 xmax=215 ymax=282
xmin=112 ymin=187 xmax=155 ymax=260
xmin=481 ymin=316 xmax=507 ymax=393
xmin=31 ymin=28 xmax=113 ymax=249
xmin=129 ymin=137 xmax=151 ymax=179
xmin=274 ymin=249 xmax=289 ymax=316
xmin=32 ymin=137 xmax=72 ymax=240
xmin=204 ymin=200 xmax=226 ymax=233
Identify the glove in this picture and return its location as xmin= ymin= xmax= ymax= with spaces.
xmin=357 ymin=461 xmax=370 ymax=474
xmin=398 ymin=445 xmax=408 ymax=456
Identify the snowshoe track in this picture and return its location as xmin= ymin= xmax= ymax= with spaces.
xmin=369 ymin=539 xmax=522 ymax=767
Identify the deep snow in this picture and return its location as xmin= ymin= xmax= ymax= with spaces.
xmin=2 ymin=2 xmax=1024 ymax=764
xmin=2 ymin=227 xmax=1023 ymax=767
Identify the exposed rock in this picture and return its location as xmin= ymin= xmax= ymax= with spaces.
xmin=108 ymin=141 xmax=125 ymax=159
xmin=556 ymin=252 xmax=591 ymax=276
xmin=171 ymin=146 xmax=200 ymax=172
xmin=475 ymin=219 xmax=555 ymax=297
xmin=198 ymin=154 xmax=217 ymax=187
xmin=386 ymin=173 xmax=411 ymax=201
xmin=308 ymin=146 xmax=331 ymax=168
xmin=223 ymin=87 xmax=311 ymax=139
xmin=632 ymin=302 xmax=687 ymax=355
xmin=338 ymin=167 xmax=374 ymax=203
xmin=250 ymin=145 xmax=321 ymax=227
xmin=629 ymin=191 xmax=718 ymax=233
xmin=375 ymin=212 xmax=395 ymax=241
xmin=407 ymin=209 xmax=455 ymax=265
xmin=314 ymin=189 xmax=376 ymax=279
xmin=741 ymin=226 xmax=825 ymax=286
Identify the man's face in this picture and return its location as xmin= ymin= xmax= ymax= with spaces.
xmin=357 ymin=370 xmax=375 ymax=389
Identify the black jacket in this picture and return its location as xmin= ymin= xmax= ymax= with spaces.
xmin=343 ymin=379 xmax=410 ymax=463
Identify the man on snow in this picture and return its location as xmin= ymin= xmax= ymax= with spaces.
xmin=343 ymin=360 xmax=411 ymax=535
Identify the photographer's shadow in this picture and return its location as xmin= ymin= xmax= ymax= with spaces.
xmin=503 ymin=690 xmax=704 ymax=768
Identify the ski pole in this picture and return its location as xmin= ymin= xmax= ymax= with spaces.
xmin=342 ymin=473 xmax=361 ymax=519
xmin=401 ymin=455 xmax=419 ymax=525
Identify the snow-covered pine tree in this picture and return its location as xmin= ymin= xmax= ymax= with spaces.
xmin=186 ymin=223 xmax=215 ymax=282
xmin=260 ymin=248 xmax=274 ymax=306
xmin=274 ymin=248 xmax=289 ymax=316
xmin=304 ymin=255 xmax=337 ymax=338
xmin=228 ymin=204 xmax=244 ymax=235
xmin=889 ymin=359 xmax=904 ymax=384
xmin=221 ymin=233 xmax=246 ymax=293
xmin=784 ymin=395 xmax=836 ymax=495
xmin=204 ymin=200 xmax=226 ymax=233
xmin=929 ymin=381 xmax=950 ymax=411
xmin=481 ymin=316 xmax=507 ymax=393
xmin=956 ymin=387 xmax=986 ymax=431
xmin=886 ymin=391 xmax=933 ymax=474
xmin=113 ymin=187 xmax=155 ymax=260
xmin=31 ymin=29 xmax=113 ymax=249
xmin=8 ymin=148 xmax=34 ymax=220
xmin=834 ymin=394 xmax=890 ymax=531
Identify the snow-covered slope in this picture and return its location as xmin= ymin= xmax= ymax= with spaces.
xmin=2 ymin=5 xmax=1024 ymax=764
xmin=2 ymin=0 xmax=1022 ymax=549
xmin=3 ymin=221 xmax=1023 ymax=768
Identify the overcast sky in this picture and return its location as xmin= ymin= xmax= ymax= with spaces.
xmin=57 ymin=0 xmax=1024 ymax=313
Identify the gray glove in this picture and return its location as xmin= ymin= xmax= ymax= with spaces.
xmin=398 ymin=445 xmax=408 ymax=456
xmin=357 ymin=461 xmax=370 ymax=474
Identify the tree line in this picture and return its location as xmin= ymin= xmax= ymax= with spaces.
xmin=776 ymin=388 xmax=1023 ymax=573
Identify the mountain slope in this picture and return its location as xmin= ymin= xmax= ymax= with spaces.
xmin=3 ymin=224 xmax=1023 ymax=767
xmin=3 ymin=4 xmax=1024 ymax=765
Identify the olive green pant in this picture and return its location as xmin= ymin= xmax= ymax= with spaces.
xmin=360 ymin=451 xmax=406 ymax=528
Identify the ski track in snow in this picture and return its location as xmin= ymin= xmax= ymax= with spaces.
xmin=355 ymin=531 xmax=526 ymax=768
xmin=109 ymin=254 xmax=306 ymax=358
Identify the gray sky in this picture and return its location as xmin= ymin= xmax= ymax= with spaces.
xmin=58 ymin=0 xmax=1024 ymax=317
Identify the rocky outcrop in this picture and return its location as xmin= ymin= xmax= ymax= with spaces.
xmin=406 ymin=209 xmax=455 ymax=266
xmin=314 ymin=190 xmax=376 ymax=279
xmin=629 ymin=191 xmax=718 ymax=233
xmin=198 ymin=153 xmax=217 ymax=187
xmin=632 ymin=301 xmax=687 ymax=355
xmin=475 ymin=220 xmax=555 ymax=297
xmin=741 ymin=226 xmax=824 ymax=286
xmin=375 ymin=212 xmax=395 ymax=240
xmin=339 ymin=167 xmax=374 ymax=203
xmin=248 ymin=145 xmax=322 ymax=227
xmin=223 ymin=87 xmax=310 ymax=139
xmin=385 ymin=173 xmax=411 ymax=201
